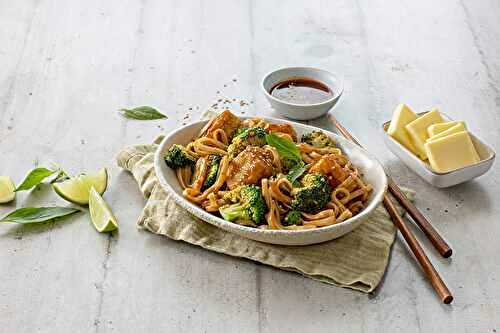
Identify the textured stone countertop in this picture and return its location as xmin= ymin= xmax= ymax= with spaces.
xmin=1 ymin=1 xmax=499 ymax=332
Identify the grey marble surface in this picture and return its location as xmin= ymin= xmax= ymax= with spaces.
xmin=1 ymin=1 xmax=499 ymax=332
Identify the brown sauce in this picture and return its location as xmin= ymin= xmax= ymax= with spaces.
xmin=270 ymin=77 xmax=333 ymax=105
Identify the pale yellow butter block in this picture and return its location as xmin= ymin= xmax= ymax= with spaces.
xmin=405 ymin=109 xmax=444 ymax=160
xmin=424 ymin=131 xmax=480 ymax=173
xmin=387 ymin=104 xmax=419 ymax=155
xmin=427 ymin=122 xmax=467 ymax=142
xmin=427 ymin=121 xmax=466 ymax=137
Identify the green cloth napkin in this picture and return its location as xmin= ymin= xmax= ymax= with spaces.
xmin=117 ymin=137 xmax=413 ymax=293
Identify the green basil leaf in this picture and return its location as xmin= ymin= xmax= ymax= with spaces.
xmin=15 ymin=167 xmax=58 ymax=191
xmin=287 ymin=163 xmax=307 ymax=184
xmin=119 ymin=106 xmax=167 ymax=120
xmin=0 ymin=207 xmax=81 ymax=224
xmin=265 ymin=133 xmax=302 ymax=161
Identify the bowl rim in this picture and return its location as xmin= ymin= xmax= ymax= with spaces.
xmin=260 ymin=66 xmax=344 ymax=108
xmin=154 ymin=116 xmax=388 ymax=236
xmin=382 ymin=111 xmax=496 ymax=175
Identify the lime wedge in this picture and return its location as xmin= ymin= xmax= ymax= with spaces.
xmin=53 ymin=168 xmax=108 ymax=205
xmin=0 ymin=176 xmax=16 ymax=203
xmin=88 ymin=187 xmax=118 ymax=232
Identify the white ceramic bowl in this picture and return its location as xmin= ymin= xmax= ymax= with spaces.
xmin=155 ymin=117 xmax=387 ymax=246
xmin=382 ymin=112 xmax=495 ymax=188
xmin=261 ymin=67 xmax=343 ymax=120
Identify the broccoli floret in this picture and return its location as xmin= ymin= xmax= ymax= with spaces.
xmin=282 ymin=157 xmax=300 ymax=173
xmin=291 ymin=173 xmax=332 ymax=213
xmin=165 ymin=144 xmax=196 ymax=169
xmin=284 ymin=210 xmax=303 ymax=226
xmin=227 ymin=127 xmax=267 ymax=159
xmin=236 ymin=127 xmax=267 ymax=140
xmin=234 ymin=127 xmax=249 ymax=137
xmin=300 ymin=172 xmax=328 ymax=187
xmin=301 ymin=131 xmax=336 ymax=148
xmin=201 ymin=155 xmax=221 ymax=191
xmin=219 ymin=185 xmax=267 ymax=225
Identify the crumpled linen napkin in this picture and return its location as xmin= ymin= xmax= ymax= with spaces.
xmin=117 ymin=137 xmax=413 ymax=293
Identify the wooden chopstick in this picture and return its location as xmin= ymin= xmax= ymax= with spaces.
xmin=387 ymin=178 xmax=452 ymax=257
xmin=383 ymin=196 xmax=453 ymax=304
xmin=328 ymin=115 xmax=452 ymax=258
xmin=327 ymin=115 xmax=453 ymax=304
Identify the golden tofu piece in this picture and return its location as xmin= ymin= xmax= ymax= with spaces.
xmin=199 ymin=110 xmax=241 ymax=139
xmin=226 ymin=146 xmax=274 ymax=190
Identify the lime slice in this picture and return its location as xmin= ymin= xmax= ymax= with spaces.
xmin=0 ymin=176 xmax=16 ymax=203
xmin=53 ymin=168 xmax=108 ymax=205
xmin=88 ymin=187 xmax=118 ymax=232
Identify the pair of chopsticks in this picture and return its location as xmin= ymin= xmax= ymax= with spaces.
xmin=328 ymin=115 xmax=453 ymax=304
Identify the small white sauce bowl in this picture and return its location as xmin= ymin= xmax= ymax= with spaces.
xmin=261 ymin=67 xmax=343 ymax=120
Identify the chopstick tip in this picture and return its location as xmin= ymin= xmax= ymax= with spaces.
xmin=443 ymin=295 xmax=454 ymax=304
xmin=443 ymin=248 xmax=453 ymax=258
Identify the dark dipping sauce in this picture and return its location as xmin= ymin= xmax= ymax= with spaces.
xmin=270 ymin=77 xmax=333 ymax=105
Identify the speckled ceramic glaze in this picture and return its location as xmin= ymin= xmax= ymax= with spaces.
xmin=154 ymin=117 xmax=388 ymax=245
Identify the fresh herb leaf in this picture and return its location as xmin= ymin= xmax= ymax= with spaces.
xmin=0 ymin=207 xmax=81 ymax=224
xmin=266 ymin=133 xmax=305 ymax=180
xmin=15 ymin=167 xmax=59 ymax=192
xmin=287 ymin=163 xmax=307 ymax=184
xmin=118 ymin=106 xmax=167 ymax=120
xmin=265 ymin=133 xmax=302 ymax=161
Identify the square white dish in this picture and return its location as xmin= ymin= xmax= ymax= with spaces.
xmin=382 ymin=112 xmax=495 ymax=188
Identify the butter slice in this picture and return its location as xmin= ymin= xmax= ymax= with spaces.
xmin=405 ymin=109 xmax=444 ymax=160
xmin=387 ymin=104 xmax=419 ymax=155
xmin=427 ymin=122 xmax=467 ymax=142
xmin=427 ymin=121 xmax=466 ymax=137
xmin=424 ymin=131 xmax=480 ymax=173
